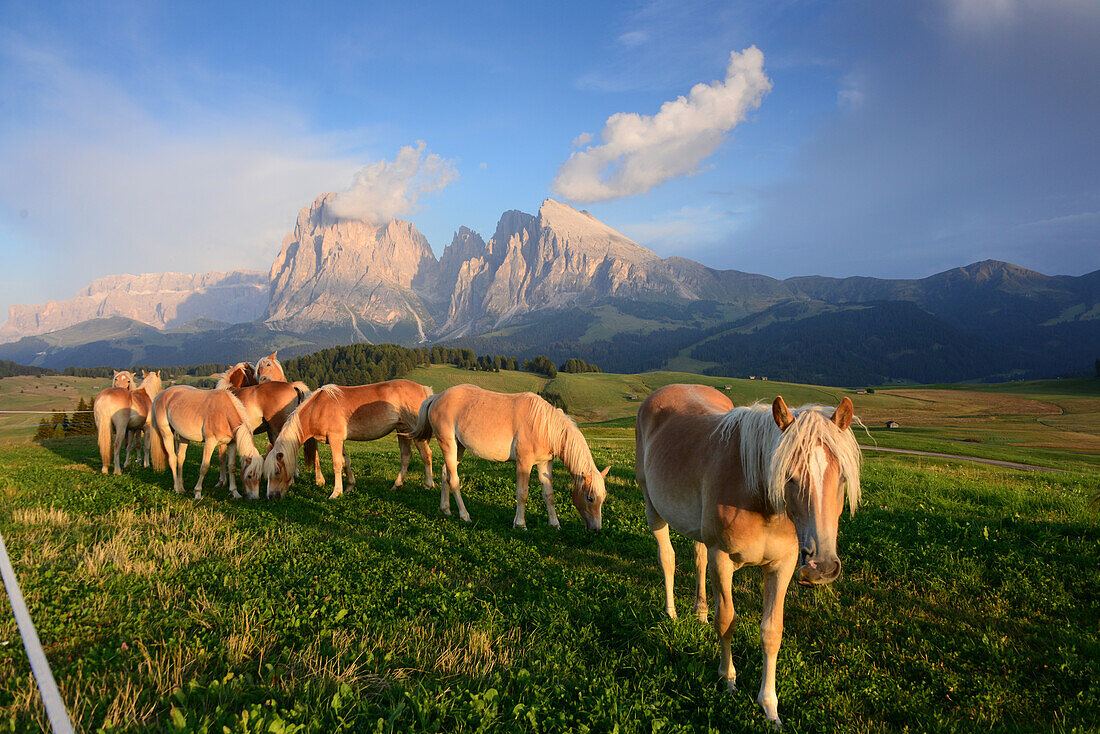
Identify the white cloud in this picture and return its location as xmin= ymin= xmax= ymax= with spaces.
xmin=552 ymin=47 xmax=771 ymax=203
xmin=944 ymin=0 xmax=1019 ymax=32
xmin=328 ymin=142 xmax=458 ymax=223
xmin=572 ymin=132 xmax=593 ymax=147
xmin=0 ymin=33 xmax=364 ymax=314
xmin=618 ymin=30 xmax=649 ymax=47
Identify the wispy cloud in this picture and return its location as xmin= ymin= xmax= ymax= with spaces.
xmin=552 ymin=47 xmax=771 ymax=203
xmin=329 ymin=142 xmax=458 ymax=223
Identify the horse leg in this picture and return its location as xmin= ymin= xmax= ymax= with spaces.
xmin=708 ymin=546 xmax=739 ymax=692
xmin=227 ymin=444 xmax=242 ymax=499
xmin=646 ymin=508 xmax=673 ymax=625
xmin=305 ymin=438 xmax=324 ymax=487
xmin=193 ymin=438 xmax=218 ymax=500
xmin=329 ymin=437 xmax=345 ymax=499
xmin=391 ymin=435 xmax=413 ymax=490
xmin=757 ymin=562 xmax=795 ymax=727
xmin=172 ymin=439 xmax=188 ymax=494
xmin=142 ymin=425 xmax=151 ymax=468
xmin=215 ymin=444 xmax=228 ymax=488
xmin=693 ymin=541 xmax=710 ymax=622
xmin=536 ymin=460 xmax=560 ymax=529
xmin=122 ymin=428 xmax=135 ymax=470
xmin=513 ymin=460 xmax=533 ymax=529
xmin=441 ymin=442 xmax=470 ymax=522
xmin=415 ymin=438 xmax=434 ymax=490
xmin=111 ymin=413 xmax=128 ymax=475
xmin=344 ymin=445 xmax=355 ymax=487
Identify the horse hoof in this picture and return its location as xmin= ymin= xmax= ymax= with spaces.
xmin=388 ymin=483 xmax=400 ymax=491
xmin=460 ymin=514 xmax=471 ymax=523
xmin=328 ymin=491 xmax=342 ymax=500
xmin=113 ymin=469 xmax=122 ymax=476
xmin=513 ymin=523 xmax=527 ymax=531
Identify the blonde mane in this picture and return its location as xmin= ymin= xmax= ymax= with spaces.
xmin=528 ymin=395 xmax=596 ymax=476
xmin=271 ymin=383 xmax=340 ymax=456
xmin=713 ymin=403 xmax=862 ymax=514
xmin=138 ymin=372 xmax=163 ymax=397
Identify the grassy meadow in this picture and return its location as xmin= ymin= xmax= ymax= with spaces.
xmin=0 ymin=367 xmax=1097 ymax=731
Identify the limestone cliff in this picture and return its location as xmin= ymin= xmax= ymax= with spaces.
xmin=0 ymin=270 xmax=268 ymax=343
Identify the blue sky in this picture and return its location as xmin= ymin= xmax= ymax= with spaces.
xmin=1 ymin=0 xmax=1097 ymax=319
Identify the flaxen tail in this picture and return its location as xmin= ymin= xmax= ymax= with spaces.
xmin=410 ymin=393 xmax=439 ymax=441
xmin=94 ymin=394 xmax=113 ymax=472
xmin=149 ymin=403 xmax=169 ymax=472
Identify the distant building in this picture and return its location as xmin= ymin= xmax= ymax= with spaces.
xmin=856 ymin=389 xmax=868 ymax=394
xmin=749 ymin=376 xmax=756 ymax=380
xmin=761 ymin=376 xmax=768 ymax=381
xmin=626 ymin=394 xmax=639 ymax=400
xmin=724 ymin=385 xmax=732 ymax=390
xmin=886 ymin=420 xmax=900 ymax=429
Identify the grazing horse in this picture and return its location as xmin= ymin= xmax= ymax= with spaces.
xmin=411 ymin=384 xmax=609 ymax=529
xmin=93 ymin=371 xmax=163 ymax=474
xmin=149 ymin=385 xmax=264 ymax=499
xmin=212 ymin=370 xmax=312 ymax=487
xmin=264 ymin=379 xmax=435 ymax=500
xmin=635 ymin=384 xmax=861 ymax=727
xmin=255 ymin=352 xmax=286 ymax=383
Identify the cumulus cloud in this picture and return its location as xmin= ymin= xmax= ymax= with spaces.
xmin=552 ymin=47 xmax=771 ymax=203
xmin=328 ymin=142 xmax=457 ymax=222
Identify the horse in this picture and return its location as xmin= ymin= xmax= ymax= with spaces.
xmin=255 ymin=352 xmax=286 ymax=383
xmin=264 ymin=379 xmax=435 ymax=500
xmin=215 ymin=362 xmax=259 ymax=390
xmin=411 ymin=384 xmax=609 ymax=529
xmin=112 ymin=370 xmax=136 ymax=390
xmin=212 ymin=369 xmax=312 ymax=488
xmin=635 ymin=384 xmax=861 ymax=727
xmin=93 ymin=370 xmax=163 ymax=474
xmin=149 ymin=385 xmax=264 ymax=500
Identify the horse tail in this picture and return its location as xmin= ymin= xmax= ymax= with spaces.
xmin=94 ymin=393 xmax=114 ymax=471
xmin=291 ymin=381 xmax=312 ymax=404
xmin=410 ymin=393 xmax=438 ymax=441
xmin=149 ymin=405 xmax=169 ymax=472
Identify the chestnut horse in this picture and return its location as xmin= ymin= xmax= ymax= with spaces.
xmin=411 ymin=384 xmax=609 ymax=530
xmin=149 ymin=385 xmax=264 ymax=499
xmin=255 ymin=352 xmax=286 ymax=383
xmin=264 ymin=379 xmax=435 ymax=500
xmin=635 ymin=384 xmax=861 ymax=727
xmin=112 ymin=370 xmax=136 ymax=390
xmin=212 ymin=369 xmax=312 ymax=487
xmin=93 ymin=370 xmax=163 ymax=474
xmin=215 ymin=362 xmax=259 ymax=390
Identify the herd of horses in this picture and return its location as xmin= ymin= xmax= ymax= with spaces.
xmin=91 ymin=352 xmax=862 ymax=727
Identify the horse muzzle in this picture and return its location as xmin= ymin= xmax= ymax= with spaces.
xmin=797 ymin=554 xmax=841 ymax=586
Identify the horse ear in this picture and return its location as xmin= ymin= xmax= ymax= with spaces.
xmin=772 ymin=396 xmax=794 ymax=431
xmin=600 ymin=465 xmax=610 ymax=478
xmin=831 ymin=397 xmax=854 ymax=431
xmin=271 ymin=351 xmax=278 ymax=360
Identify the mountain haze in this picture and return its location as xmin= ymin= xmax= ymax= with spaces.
xmin=1 ymin=194 xmax=1095 ymax=383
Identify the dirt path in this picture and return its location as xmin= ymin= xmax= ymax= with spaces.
xmin=861 ymin=446 xmax=1065 ymax=473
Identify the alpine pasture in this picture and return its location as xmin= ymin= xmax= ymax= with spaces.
xmin=0 ymin=367 xmax=1097 ymax=732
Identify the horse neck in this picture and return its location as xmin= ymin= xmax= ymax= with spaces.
xmin=554 ymin=419 xmax=596 ymax=477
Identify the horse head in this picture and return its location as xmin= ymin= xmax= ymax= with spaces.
xmin=240 ymin=452 xmax=265 ymax=500
xmin=113 ymin=370 xmax=135 ymax=390
xmin=771 ymin=396 xmax=858 ymax=586
xmin=256 ymin=352 xmax=284 ymax=383
xmin=571 ymin=465 xmax=610 ymax=531
xmin=264 ymin=446 xmax=294 ymax=499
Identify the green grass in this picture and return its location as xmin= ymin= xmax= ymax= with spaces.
xmin=0 ymin=432 xmax=1097 ymax=733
